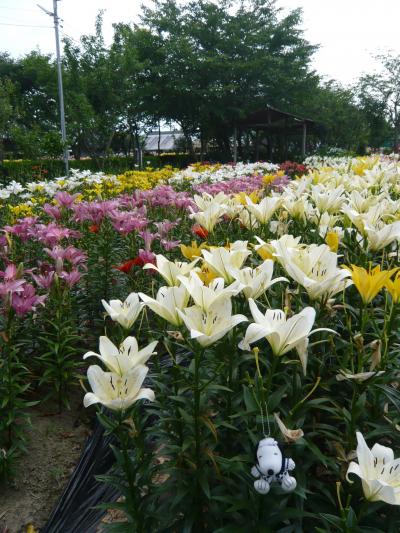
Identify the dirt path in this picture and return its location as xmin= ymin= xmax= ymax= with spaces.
xmin=0 ymin=391 xmax=90 ymax=533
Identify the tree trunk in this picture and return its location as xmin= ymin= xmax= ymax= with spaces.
xmin=238 ymin=130 xmax=243 ymax=160
xmin=200 ymin=130 xmax=206 ymax=162
xmin=157 ymin=120 xmax=161 ymax=164
xmin=393 ymin=103 xmax=399 ymax=152
xmin=104 ymin=131 xmax=115 ymax=156
xmin=182 ymin=126 xmax=194 ymax=158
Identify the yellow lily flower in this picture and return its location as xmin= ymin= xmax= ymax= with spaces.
xmin=8 ymin=204 xmax=34 ymax=218
xmin=234 ymin=190 xmax=260 ymax=205
xmin=325 ymin=231 xmax=340 ymax=252
xmin=255 ymin=243 xmax=275 ymax=261
xmin=180 ymin=241 xmax=208 ymax=260
xmin=262 ymin=174 xmax=276 ymax=186
xmin=196 ymin=263 xmax=218 ymax=285
xmin=351 ymin=156 xmax=379 ymax=176
xmin=344 ymin=264 xmax=398 ymax=304
xmin=386 ymin=271 xmax=400 ymax=304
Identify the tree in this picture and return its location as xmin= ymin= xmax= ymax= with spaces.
xmin=359 ymin=52 xmax=400 ymax=150
xmin=62 ymin=13 xmax=123 ymax=163
xmin=135 ymin=0 xmax=318 ymax=157
xmin=0 ymin=51 xmax=63 ymax=160
xmin=299 ymin=81 xmax=370 ymax=152
xmin=356 ymin=91 xmax=391 ymax=149
xmin=0 ymin=78 xmax=14 ymax=162
xmin=1 ymin=2 xmax=392 ymax=162
xmin=109 ymin=23 xmax=157 ymax=161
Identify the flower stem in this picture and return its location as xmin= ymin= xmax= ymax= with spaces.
xmin=383 ymin=301 xmax=396 ymax=364
xmin=5 ymin=308 xmax=15 ymax=447
xmin=117 ymin=413 xmax=143 ymax=532
xmin=193 ymin=346 xmax=204 ymax=527
xmin=266 ymin=354 xmax=279 ymax=394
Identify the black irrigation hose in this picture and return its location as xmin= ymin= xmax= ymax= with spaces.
xmin=41 ymin=420 xmax=119 ymax=533
xmin=41 ymin=349 xmax=190 ymax=532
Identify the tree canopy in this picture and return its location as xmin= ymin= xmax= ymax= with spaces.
xmin=358 ymin=52 xmax=400 ymax=150
xmin=0 ymin=0 xmax=395 ymax=163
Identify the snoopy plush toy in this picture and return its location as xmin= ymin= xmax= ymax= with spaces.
xmin=251 ymin=437 xmax=297 ymax=495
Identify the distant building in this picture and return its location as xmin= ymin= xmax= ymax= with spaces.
xmin=144 ymin=131 xmax=185 ymax=153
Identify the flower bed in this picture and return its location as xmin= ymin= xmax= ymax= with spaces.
xmin=1 ymin=157 xmax=400 ymax=530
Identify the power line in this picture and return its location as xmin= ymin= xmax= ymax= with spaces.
xmin=60 ymin=30 xmax=78 ymax=43
xmin=0 ymin=13 xmax=39 ymax=21
xmin=0 ymin=21 xmax=52 ymax=28
xmin=0 ymin=6 xmax=39 ymax=13
xmin=0 ymin=12 xmax=53 ymax=25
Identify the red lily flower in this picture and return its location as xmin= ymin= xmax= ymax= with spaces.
xmin=131 ymin=256 xmax=145 ymax=266
xmin=113 ymin=259 xmax=137 ymax=274
xmin=192 ymin=224 xmax=209 ymax=239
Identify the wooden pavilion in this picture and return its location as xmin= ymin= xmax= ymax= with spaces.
xmin=233 ymin=105 xmax=316 ymax=162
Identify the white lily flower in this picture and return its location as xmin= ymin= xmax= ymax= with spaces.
xmin=342 ymin=203 xmax=388 ymax=235
xmin=101 ymin=292 xmax=143 ymax=329
xmin=318 ymin=213 xmax=344 ymax=241
xmin=177 ymin=298 xmax=247 ymax=347
xmin=227 ymin=240 xmax=250 ymax=252
xmin=143 ymin=254 xmax=199 ymax=286
xmin=189 ymin=203 xmax=227 ymax=232
xmin=310 ymin=184 xmax=345 ymax=213
xmin=282 ymin=196 xmax=314 ymax=222
xmin=314 ymin=211 xmax=342 ymax=233
xmin=239 ymin=299 xmax=334 ymax=373
xmin=83 ymin=336 xmax=157 ymax=375
xmin=238 ymin=208 xmax=259 ymax=230
xmin=347 ymin=431 xmax=400 ymax=505
xmin=231 ymin=260 xmax=288 ymax=300
xmin=223 ymin=197 xmax=243 ymax=219
xmin=202 ymin=246 xmax=251 ymax=283
xmin=270 ymin=220 xmax=291 ymax=237
xmin=178 ymin=271 xmax=243 ymax=311
xmin=0 ymin=190 xmax=10 ymax=200
xmin=264 ymin=234 xmax=303 ymax=257
xmin=139 ymin=285 xmax=190 ymax=326
xmin=273 ymin=241 xmax=352 ymax=300
xmin=193 ymin=192 xmax=229 ymax=210
xmin=245 ymin=196 xmax=282 ymax=224
xmin=83 ymin=364 xmax=154 ymax=411
xmin=364 ymin=221 xmax=400 ymax=251
xmin=348 ymin=190 xmax=382 ymax=213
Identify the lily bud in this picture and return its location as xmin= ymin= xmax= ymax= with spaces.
xmin=16 ymin=262 xmax=25 ymax=278
xmin=284 ymin=287 xmax=293 ymax=316
xmin=353 ymin=333 xmax=364 ymax=353
xmin=369 ymin=339 xmax=381 ymax=371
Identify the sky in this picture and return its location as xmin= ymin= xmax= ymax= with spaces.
xmin=0 ymin=0 xmax=399 ymax=85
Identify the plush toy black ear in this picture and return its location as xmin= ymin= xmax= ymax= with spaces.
xmin=277 ymin=441 xmax=285 ymax=456
xmin=277 ymin=442 xmax=287 ymax=475
xmin=254 ymin=443 xmax=259 ymax=464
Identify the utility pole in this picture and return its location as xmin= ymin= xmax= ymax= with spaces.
xmin=38 ymin=1 xmax=69 ymax=175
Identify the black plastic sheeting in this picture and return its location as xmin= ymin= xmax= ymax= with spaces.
xmin=41 ymin=420 xmax=119 ymax=533
xmin=41 ymin=351 xmax=188 ymax=533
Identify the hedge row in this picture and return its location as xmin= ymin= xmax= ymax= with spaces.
xmin=0 ymin=153 xmax=197 ymax=183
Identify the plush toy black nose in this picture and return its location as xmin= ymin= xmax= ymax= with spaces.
xmin=267 ymin=469 xmax=274 ymax=476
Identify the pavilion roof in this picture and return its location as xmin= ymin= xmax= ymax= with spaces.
xmin=238 ymin=105 xmax=316 ymax=130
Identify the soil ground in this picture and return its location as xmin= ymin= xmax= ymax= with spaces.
xmin=0 ymin=390 xmax=90 ymax=533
